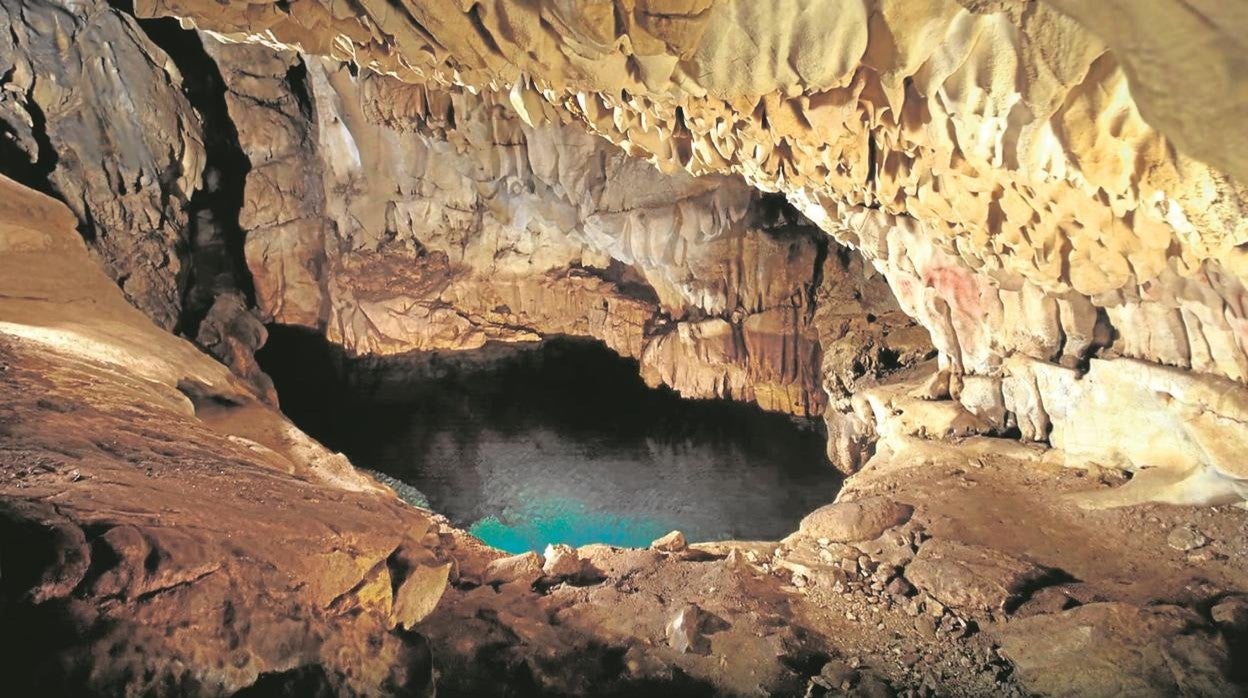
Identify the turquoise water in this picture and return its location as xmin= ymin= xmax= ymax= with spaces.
xmin=261 ymin=332 xmax=843 ymax=553
xmin=468 ymin=499 xmax=672 ymax=552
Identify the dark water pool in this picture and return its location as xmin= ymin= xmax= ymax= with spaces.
xmin=258 ymin=329 xmax=842 ymax=553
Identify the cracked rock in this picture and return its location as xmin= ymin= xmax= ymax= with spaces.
xmin=906 ymin=539 xmax=1054 ymax=615
xmin=799 ymin=497 xmax=915 ymax=543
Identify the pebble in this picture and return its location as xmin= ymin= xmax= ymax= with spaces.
xmin=1166 ymin=525 xmax=1209 ymax=551
xmin=819 ymin=659 xmax=855 ymax=688
xmin=915 ymin=616 xmax=938 ymax=640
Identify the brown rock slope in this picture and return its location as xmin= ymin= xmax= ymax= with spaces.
xmin=0 ymin=175 xmax=449 ymax=695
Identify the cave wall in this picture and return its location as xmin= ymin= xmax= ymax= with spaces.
xmin=115 ymin=0 xmax=1248 ymax=500
xmin=2 ymin=0 xmax=1248 ymax=496
xmin=199 ymin=38 xmax=929 ymax=420
xmin=0 ymin=0 xmax=205 ymax=330
xmin=0 ymin=0 xmax=928 ymax=433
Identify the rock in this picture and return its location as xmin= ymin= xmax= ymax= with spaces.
xmin=9 ymin=0 xmax=1248 ymax=693
xmin=937 ymin=614 xmax=971 ymax=638
xmin=195 ymin=291 xmax=278 ymax=404
xmin=1012 ymin=585 xmax=1080 ymax=619
xmin=665 ymin=603 xmax=708 ymax=655
xmin=725 ymin=547 xmax=751 ymax=572
xmin=852 ymin=673 xmax=896 ymax=698
xmin=0 ymin=177 xmax=443 ymax=695
xmin=818 ymin=659 xmax=856 ymax=689
xmin=190 ymin=40 xmax=913 ymax=430
xmin=131 ymin=0 xmax=1248 ymax=499
xmin=542 ymin=544 xmax=584 ymax=580
xmin=996 ymin=603 xmax=1237 ymax=697
xmin=0 ymin=0 xmax=205 ymax=329
xmin=391 ymin=559 xmax=453 ymax=630
xmin=905 ymin=539 xmax=1053 ymax=615
xmin=484 ymin=552 xmax=544 ymax=587
xmin=1167 ymin=525 xmax=1209 ymax=551
xmin=799 ymin=498 xmax=915 ymax=543
xmin=1210 ymin=595 xmax=1248 ymax=634
xmin=885 ymin=576 xmax=915 ymax=598
xmin=651 ymin=530 xmax=687 ymax=553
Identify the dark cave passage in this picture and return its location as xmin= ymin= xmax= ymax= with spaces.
xmin=258 ymin=327 xmax=843 ymax=552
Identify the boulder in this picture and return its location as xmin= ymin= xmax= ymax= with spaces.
xmin=996 ymin=603 xmax=1237 ymax=697
xmin=905 ymin=539 xmax=1052 ymax=614
xmin=483 ymin=552 xmax=544 ymax=587
xmin=651 ymin=530 xmax=688 ymax=553
xmin=798 ymin=498 xmax=914 ymax=543
xmin=542 ymin=544 xmax=584 ymax=579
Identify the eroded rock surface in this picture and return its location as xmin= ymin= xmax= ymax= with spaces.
xmin=0 ymin=0 xmax=205 ymax=329
xmin=197 ymin=40 xmax=927 ymax=421
xmin=0 ymin=176 xmax=446 ymax=695
xmin=119 ymin=0 xmax=1248 ymax=499
xmin=4 ymin=0 xmax=1248 ymax=695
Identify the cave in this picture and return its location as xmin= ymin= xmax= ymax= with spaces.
xmin=2 ymin=0 xmax=1248 ymax=696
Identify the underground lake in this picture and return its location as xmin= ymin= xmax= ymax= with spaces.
xmin=259 ymin=328 xmax=843 ymax=553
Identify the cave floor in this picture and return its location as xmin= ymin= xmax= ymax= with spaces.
xmin=418 ymin=435 xmax=1248 ymax=696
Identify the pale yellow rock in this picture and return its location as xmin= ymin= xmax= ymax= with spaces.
xmin=651 ymin=530 xmax=687 ymax=553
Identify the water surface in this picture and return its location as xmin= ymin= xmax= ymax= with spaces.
xmin=259 ymin=330 xmax=842 ymax=553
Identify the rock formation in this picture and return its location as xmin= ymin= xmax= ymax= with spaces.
xmin=200 ymin=40 xmax=927 ymax=420
xmin=1 ymin=0 xmax=205 ymax=329
xmin=117 ymin=0 xmax=1248 ymax=498
xmin=0 ymin=175 xmax=447 ymax=695
xmin=2 ymin=0 xmax=1248 ymax=695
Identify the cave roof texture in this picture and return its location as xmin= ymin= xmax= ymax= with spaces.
xmin=136 ymin=0 xmax=1248 ymax=297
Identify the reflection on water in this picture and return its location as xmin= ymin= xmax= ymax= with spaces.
xmin=259 ymin=330 xmax=842 ymax=553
